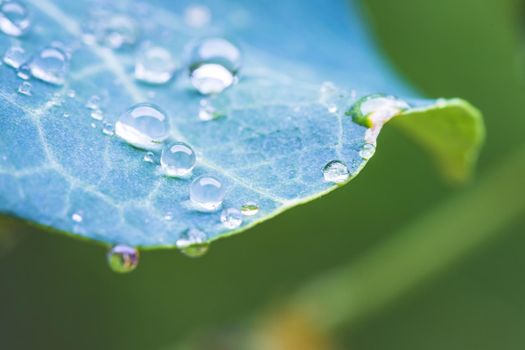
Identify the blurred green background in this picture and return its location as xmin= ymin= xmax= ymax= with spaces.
xmin=1 ymin=0 xmax=524 ymax=349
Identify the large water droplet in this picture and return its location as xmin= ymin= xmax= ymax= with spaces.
xmin=220 ymin=208 xmax=242 ymax=229
xmin=160 ymin=142 xmax=196 ymax=177
xmin=189 ymin=38 xmax=241 ymax=95
xmin=92 ymin=14 xmax=138 ymax=49
xmin=17 ymin=81 xmax=31 ymax=96
xmin=29 ymin=46 xmax=69 ymax=85
xmin=190 ymin=175 xmax=226 ymax=212
xmin=0 ymin=1 xmax=30 ymax=37
xmin=134 ymin=46 xmax=176 ymax=85
xmin=347 ymin=94 xmax=410 ymax=128
xmin=323 ymin=160 xmax=350 ymax=184
xmin=176 ymin=228 xmax=209 ymax=258
xmin=3 ymin=44 xmax=28 ymax=69
xmin=184 ymin=5 xmax=211 ymax=28
xmin=241 ymin=202 xmax=259 ymax=216
xmin=115 ymin=103 xmax=170 ymax=150
xmin=107 ymin=245 xmax=139 ymax=273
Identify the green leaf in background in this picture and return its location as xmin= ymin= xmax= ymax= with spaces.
xmin=0 ymin=0 xmax=483 ymax=251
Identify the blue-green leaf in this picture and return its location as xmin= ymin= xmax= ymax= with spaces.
xmin=0 ymin=0 xmax=483 ymax=249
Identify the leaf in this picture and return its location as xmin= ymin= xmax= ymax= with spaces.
xmin=0 ymin=0 xmax=484 ymax=249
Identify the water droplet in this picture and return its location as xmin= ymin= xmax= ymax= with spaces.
xmin=86 ymin=95 xmax=101 ymax=110
xmin=92 ymin=14 xmax=138 ymax=49
xmin=71 ymin=212 xmax=83 ymax=223
xmin=63 ymin=112 xmax=70 ymax=118
xmin=90 ymin=122 xmax=97 ymax=129
xmin=16 ymin=63 xmax=30 ymax=80
xmin=102 ymin=121 xmax=114 ymax=136
xmin=190 ymin=175 xmax=226 ymax=212
xmin=143 ymin=151 xmax=156 ymax=163
xmin=67 ymin=89 xmax=76 ymax=98
xmin=160 ymin=142 xmax=196 ymax=177
xmin=3 ymin=44 xmax=28 ymax=69
xmin=29 ymin=46 xmax=69 ymax=85
xmin=347 ymin=94 xmax=410 ymax=128
xmin=240 ymin=202 xmax=259 ymax=216
xmin=17 ymin=81 xmax=31 ymax=96
xmin=184 ymin=5 xmax=211 ymax=28
xmin=0 ymin=1 xmax=30 ymax=37
xmin=163 ymin=211 xmax=174 ymax=221
xmin=90 ymin=109 xmax=104 ymax=121
xmin=115 ymin=103 xmax=170 ymax=150
xmin=134 ymin=45 xmax=175 ymax=85
xmin=220 ymin=208 xmax=242 ymax=229
xmin=189 ymin=38 xmax=241 ymax=95
xmin=176 ymin=228 xmax=209 ymax=258
xmin=323 ymin=160 xmax=350 ymax=184
xmin=107 ymin=244 xmax=139 ymax=273
xmin=359 ymin=143 xmax=376 ymax=160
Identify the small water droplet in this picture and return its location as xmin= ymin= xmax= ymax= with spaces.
xmin=143 ymin=151 xmax=156 ymax=163
xmin=160 ymin=142 xmax=196 ymax=177
xmin=102 ymin=121 xmax=114 ymax=136
xmin=323 ymin=160 xmax=350 ymax=184
xmin=220 ymin=208 xmax=242 ymax=229
xmin=190 ymin=175 xmax=226 ymax=212
xmin=184 ymin=5 xmax=211 ymax=28
xmin=0 ymin=1 xmax=31 ymax=37
xmin=67 ymin=89 xmax=76 ymax=98
xmin=240 ymin=202 xmax=259 ymax=216
xmin=347 ymin=94 xmax=410 ymax=128
xmin=189 ymin=38 xmax=241 ymax=95
xmin=134 ymin=45 xmax=175 ymax=85
xmin=163 ymin=211 xmax=174 ymax=221
xmin=71 ymin=212 xmax=83 ymax=223
xmin=2 ymin=44 xmax=28 ymax=69
xmin=63 ymin=112 xmax=70 ymax=118
xmin=90 ymin=122 xmax=97 ymax=128
xmin=115 ymin=103 xmax=170 ymax=150
xmin=86 ymin=95 xmax=101 ymax=110
xmin=107 ymin=244 xmax=139 ymax=273
xmin=198 ymin=99 xmax=223 ymax=121
xmin=29 ymin=46 xmax=69 ymax=85
xmin=17 ymin=81 xmax=31 ymax=96
xmin=359 ymin=143 xmax=376 ymax=160
xmin=319 ymin=81 xmax=340 ymax=113
xmin=92 ymin=14 xmax=138 ymax=49
xmin=176 ymin=228 xmax=209 ymax=258
xmin=16 ymin=63 xmax=30 ymax=80
xmin=90 ymin=109 xmax=104 ymax=121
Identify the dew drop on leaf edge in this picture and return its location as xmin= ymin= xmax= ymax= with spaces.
xmin=323 ymin=160 xmax=350 ymax=184
xmin=107 ymin=245 xmax=139 ymax=273
xmin=176 ymin=228 xmax=209 ymax=258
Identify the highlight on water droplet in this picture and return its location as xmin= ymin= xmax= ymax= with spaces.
xmin=346 ymin=94 xmax=410 ymax=128
xmin=29 ymin=46 xmax=69 ymax=85
xmin=359 ymin=143 xmax=376 ymax=160
xmin=89 ymin=14 xmax=139 ymax=49
xmin=3 ymin=44 xmax=28 ymax=69
xmin=240 ymin=202 xmax=259 ymax=216
xmin=184 ymin=4 xmax=211 ymax=28
xmin=160 ymin=142 xmax=196 ymax=178
xmin=220 ymin=208 xmax=242 ymax=229
xmin=107 ymin=244 xmax=139 ymax=273
xmin=176 ymin=228 xmax=209 ymax=258
xmin=115 ymin=103 xmax=170 ymax=150
xmin=17 ymin=81 xmax=31 ymax=96
xmin=189 ymin=37 xmax=241 ymax=95
xmin=0 ymin=1 xmax=31 ymax=37
xmin=134 ymin=45 xmax=176 ymax=85
xmin=323 ymin=160 xmax=350 ymax=184
xmin=189 ymin=175 xmax=226 ymax=212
